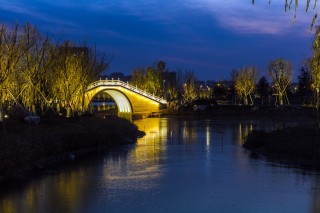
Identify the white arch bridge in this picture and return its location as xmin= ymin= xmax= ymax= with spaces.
xmin=84 ymin=79 xmax=167 ymax=118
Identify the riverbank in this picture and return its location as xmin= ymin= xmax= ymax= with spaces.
xmin=165 ymin=105 xmax=315 ymax=121
xmin=0 ymin=116 xmax=144 ymax=181
xmin=243 ymin=125 xmax=320 ymax=170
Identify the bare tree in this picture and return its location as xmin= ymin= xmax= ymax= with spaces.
xmin=182 ymin=70 xmax=197 ymax=104
xmin=15 ymin=24 xmax=52 ymax=115
xmin=233 ymin=66 xmax=259 ymax=105
xmin=48 ymin=41 xmax=111 ymax=116
xmin=78 ymin=43 xmax=111 ymax=113
xmin=267 ymin=58 xmax=293 ymax=106
xmin=131 ymin=67 xmax=146 ymax=90
xmin=0 ymin=24 xmax=34 ymax=123
xmin=310 ymin=26 xmax=320 ymax=127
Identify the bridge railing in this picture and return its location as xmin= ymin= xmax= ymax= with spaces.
xmin=87 ymin=79 xmax=167 ymax=104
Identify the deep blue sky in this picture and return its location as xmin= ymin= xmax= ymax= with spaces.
xmin=0 ymin=0 xmax=316 ymax=81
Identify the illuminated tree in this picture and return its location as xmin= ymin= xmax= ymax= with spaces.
xmin=233 ymin=66 xmax=259 ymax=105
xmin=0 ymin=24 xmax=35 ymax=123
xmin=130 ymin=61 xmax=165 ymax=96
xmin=267 ymin=58 xmax=293 ymax=106
xmin=131 ymin=67 xmax=146 ymax=90
xmin=182 ymin=70 xmax=197 ymax=104
xmin=14 ymin=24 xmax=52 ymax=115
xmin=310 ymin=26 xmax=320 ymax=126
xmin=49 ymin=41 xmax=109 ymax=116
xmin=78 ymin=44 xmax=110 ymax=112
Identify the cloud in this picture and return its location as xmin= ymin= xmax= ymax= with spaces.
xmin=181 ymin=0 xmax=315 ymax=36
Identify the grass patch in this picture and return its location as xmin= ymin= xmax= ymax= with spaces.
xmin=243 ymin=125 xmax=320 ymax=169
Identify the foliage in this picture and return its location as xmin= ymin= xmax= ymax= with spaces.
xmin=252 ymin=0 xmax=319 ymax=29
xmin=310 ymin=26 xmax=320 ymax=126
xmin=232 ymin=66 xmax=259 ymax=105
xmin=257 ymin=76 xmax=271 ymax=105
xmin=310 ymin=26 xmax=320 ymax=91
xmin=131 ymin=67 xmax=146 ymax=90
xmin=182 ymin=70 xmax=198 ymax=104
xmin=130 ymin=61 xmax=166 ymax=96
xmin=267 ymin=58 xmax=293 ymax=106
xmin=0 ymin=23 xmax=111 ymax=118
xmin=298 ymin=66 xmax=313 ymax=98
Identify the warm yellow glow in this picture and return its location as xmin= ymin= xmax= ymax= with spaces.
xmin=102 ymin=90 xmax=132 ymax=113
xmin=206 ymin=125 xmax=210 ymax=146
xmin=85 ymin=82 xmax=164 ymax=116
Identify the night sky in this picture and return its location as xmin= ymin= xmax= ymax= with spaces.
xmin=0 ymin=0 xmax=316 ymax=81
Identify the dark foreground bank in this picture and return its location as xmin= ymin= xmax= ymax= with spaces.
xmin=243 ymin=125 xmax=320 ymax=169
xmin=0 ymin=116 xmax=144 ymax=180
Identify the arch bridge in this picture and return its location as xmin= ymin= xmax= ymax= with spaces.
xmin=85 ymin=79 xmax=167 ymax=118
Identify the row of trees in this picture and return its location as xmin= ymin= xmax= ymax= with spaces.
xmin=130 ymin=61 xmax=200 ymax=104
xmin=232 ymin=58 xmax=294 ymax=106
xmin=129 ymin=58 xmax=295 ymax=107
xmin=0 ymin=23 xmax=110 ymax=121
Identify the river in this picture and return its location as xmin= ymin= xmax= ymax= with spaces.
xmin=0 ymin=117 xmax=319 ymax=213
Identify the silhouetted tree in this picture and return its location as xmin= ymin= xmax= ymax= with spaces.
xmin=257 ymin=76 xmax=271 ymax=105
xmin=297 ymin=66 xmax=313 ymax=104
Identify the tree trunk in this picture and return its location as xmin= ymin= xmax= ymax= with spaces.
xmin=279 ymin=93 xmax=283 ymax=106
xmin=67 ymin=106 xmax=71 ymax=117
xmin=244 ymin=96 xmax=248 ymax=105
xmin=0 ymin=90 xmax=4 ymax=131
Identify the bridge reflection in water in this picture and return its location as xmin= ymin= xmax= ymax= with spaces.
xmin=0 ymin=118 xmax=319 ymax=213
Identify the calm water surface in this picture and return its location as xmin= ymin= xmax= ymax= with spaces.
xmin=0 ymin=117 xmax=319 ymax=213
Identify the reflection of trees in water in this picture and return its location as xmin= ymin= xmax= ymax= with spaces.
xmin=311 ymin=176 xmax=320 ymax=213
xmin=229 ymin=119 xmax=253 ymax=146
xmin=0 ymin=157 xmax=104 ymax=213
xmin=232 ymin=118 xmax=308 ymax=146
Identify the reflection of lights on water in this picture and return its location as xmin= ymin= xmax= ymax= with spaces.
xmin=206 ymin=126 xmax=210 ymax=146
xmin=238 ymin=122 xmax=254 ymax=145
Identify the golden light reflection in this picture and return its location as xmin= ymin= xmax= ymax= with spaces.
xmin=206 ymin=125 xmax=210 ymax=146
xmin=0 ymin=198 xmax=15 ymax=213
xmin=100 ymin=118 xmax=168 ymax=191
xmin=237 ymin=121 xmax=253 ymax=145
xmin=0 ymin=166 xmax=97 ymax=213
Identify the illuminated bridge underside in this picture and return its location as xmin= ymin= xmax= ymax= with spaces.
xmin=85 ymin=80 xmax=167 ymax=116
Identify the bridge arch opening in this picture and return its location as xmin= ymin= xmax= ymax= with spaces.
xmin=90 ymin=89 xmax=133 ymax=115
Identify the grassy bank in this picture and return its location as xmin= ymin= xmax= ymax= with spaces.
xmin=0 ymin=116 xmax=144 ymax=178
xmin=243 ymin=125 xmax=320 ymax=169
